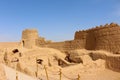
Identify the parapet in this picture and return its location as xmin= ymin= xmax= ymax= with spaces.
xmin=74 ymin=23 xmax=120 ymax=53
xmin=22 ymin=29 xmax=39 ymax=40
xmin=75 ymin=23 xmax=120 ymax=39
xmin=76 ymin=23 xmax=119 ymax=32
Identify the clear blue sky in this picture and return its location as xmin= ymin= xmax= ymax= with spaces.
xmin=0 ymin=0 xmax=120 ymax=42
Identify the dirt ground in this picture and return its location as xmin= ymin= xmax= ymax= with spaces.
xmin=0 ymin=42 xmax=120 ymax=80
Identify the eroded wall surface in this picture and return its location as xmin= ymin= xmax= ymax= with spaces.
xmin=106 ymin=55 xmax=120 ymax=72
xmin=90 ymin=52 xmax=120 ymax=72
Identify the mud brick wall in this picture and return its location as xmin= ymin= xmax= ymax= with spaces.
xmin=74 ymin=30 xmax=87 ymax=40
xmin=44 ymin=42 xmax=65 ymax=52
xmin=64 ymin=40 xmax=85 ymax=51
xmin=94 ymin=25 xmax=120 ymax=53
xmin=21 ymin=23 xmax=120 ymax=53
xmin=106 ymin=55 xmax=120 ymax=72
xmin=35 ymin=37 xmax=46 ymax=47
xmin=74 ymin=23 xmax=120 ymax=53
xmin=43 ymin=40 xmax=85 ymax=52
xmin=89 ymin=52 xmax=120 ymax=72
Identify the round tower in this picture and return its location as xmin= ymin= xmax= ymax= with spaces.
xmin=21 ymin=29 xmax=39 ymax=48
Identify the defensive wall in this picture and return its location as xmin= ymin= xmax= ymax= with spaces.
xmin=44 ymin=23 xmax=120 ymax=53
xmin=74 ymin=23 xmax=120 ymax=72
xmin=75 ymin=23 xmax=120 ymax=53
xmin=21 ymin=23 xmax=120 ymax=53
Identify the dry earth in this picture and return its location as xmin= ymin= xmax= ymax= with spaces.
xmin=0 ymin=42 xmax=120 ymax=80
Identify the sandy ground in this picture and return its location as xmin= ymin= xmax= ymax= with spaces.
xmin=0 ymin=42 xmax=19 ymax=49
xmin=3 ymin=64 xmax=38 ymax=80
xmin=2 ymin=63 xmax=120 ymax=80
xmin=0 ymin=42 xmax=120 ymax=80
xmin=63 ymin=64 xmax=120 ymax=80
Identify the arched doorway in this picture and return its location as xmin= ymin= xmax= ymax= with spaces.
xmin=22 ymin=40 xmax=25 ymax=47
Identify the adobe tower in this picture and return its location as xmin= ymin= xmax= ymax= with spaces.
xmin=21 ymin=29 xmax=39 ymax=48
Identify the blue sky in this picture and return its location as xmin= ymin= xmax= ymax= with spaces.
xmin=0 ymin=0 xmax=120 ymax=42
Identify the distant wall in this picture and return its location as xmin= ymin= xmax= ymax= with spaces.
xmin=44 ymin=42 xmax=65 ymax=52
xmin=35 ymin=37 xmax=46 ymax=47
xmin=64 ymin=40 xmax=85 ymax=51
xmin=43 ymin=40 xmax=86 ymax=52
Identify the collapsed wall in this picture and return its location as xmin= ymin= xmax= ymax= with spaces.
xmin=106 ymin=55 xmax=120 ymax=72
xmin=89 ymin=52 xmax=120 ymax=72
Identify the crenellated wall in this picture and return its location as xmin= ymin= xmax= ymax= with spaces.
xmin=94 ymin=24 xmax=120 ymax=53
xmin=74 ymin=23 xmax=120 ymax=54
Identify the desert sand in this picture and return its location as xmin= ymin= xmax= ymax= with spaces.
xmin=0 ymin=42 xmax=120 ymax=80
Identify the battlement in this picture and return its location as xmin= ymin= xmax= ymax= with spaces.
xmin=74 ymin=23 xmax=120 ymax=53
xmin=76 ymin=23 xmax=120 ymax=33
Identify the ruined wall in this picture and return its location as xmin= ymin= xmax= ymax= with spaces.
xmin=22 ymin=29 xmax=39 ymax=48
xmin=35 ymin=37 xmax=46 ymax=47
xmin=89 ymin=52 xmax=120 ymax=72
xmin=106 ymin=55 xmax=120 ymax=72
xmin=74 ymin=23 xmax=120 ymax=53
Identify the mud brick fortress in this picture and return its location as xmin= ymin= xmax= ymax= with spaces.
xmin=75 ymin=23 xmax=120 ymax=53
xmin=21 ymin=23 xmax=120 ymax=54
xmin=21 ymin=23 xmax=120 ymax=72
